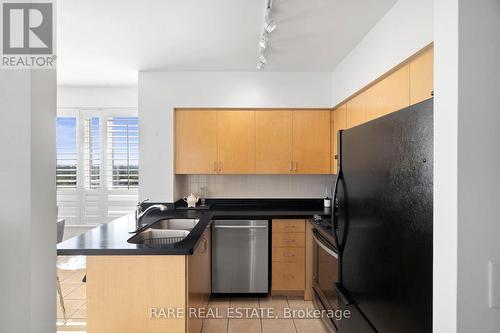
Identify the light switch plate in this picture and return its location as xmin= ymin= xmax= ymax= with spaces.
xmin=489 ymin=261 xmax=500 ymax=308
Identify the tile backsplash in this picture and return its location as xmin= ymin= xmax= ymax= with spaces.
xmin=175 ymin=174 xmax=333 ymax=199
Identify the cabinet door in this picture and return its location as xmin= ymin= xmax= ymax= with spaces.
xmin=292 ymin=110 xmax=331 ymax=174
xmin=346 ymin=92 xmax=367 ymax=128
xmin=332 ymin=105 xmax=347 ymax=174
xmin=217 ymin=110 xmax=256 ymax=174
xmin=255 ymin=110 xmax=293 ymax=174
xmin=272 ymin=262 xmax=305 ymax=291
xmin=365 ymin=64 xmax=410 ymax=121
xmin=175 ymin=110 xmax=218 ymax=174
xmin=410 ymin=46 xmax=434 ymax=105
xmin=187 ymin=229 xmax=210 ymax=333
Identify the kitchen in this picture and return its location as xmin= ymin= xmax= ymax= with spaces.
xmin=3 ymin=0 xmax=499 ymax=333
xmin=58 ymin=40 xmax=433 ymax=333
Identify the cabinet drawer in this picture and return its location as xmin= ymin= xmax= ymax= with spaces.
xmin=272 ymin=248 xmax=305 ymax=263
xmin=272 ymin=219 xmax=305 ymax=233
xmin=272 ymin=232 xmax=305 ymax=248
xmin=272 ymin=262 xmax=305 ymax=291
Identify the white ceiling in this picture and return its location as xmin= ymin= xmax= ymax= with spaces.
xmin=57 ymin=0 xmax=397 ymax=86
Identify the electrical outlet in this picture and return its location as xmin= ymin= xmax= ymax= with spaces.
xmin=489 ymin=261 xmax=500 ymax=308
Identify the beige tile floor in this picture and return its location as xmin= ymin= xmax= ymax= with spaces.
xmin=203 ymin=296 xmax=329 ymax=333
xmin=57 ymin=269 xmax=87 ymax=332
xmin=55 ymin=269 xmax=329 ymax=333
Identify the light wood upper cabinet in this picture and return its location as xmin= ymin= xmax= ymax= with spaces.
xmin=347 ymin=92 xmax=367 ymax=128
xmin=175 ymin=110 xmax=218 ymax=174
xmin=292 ymin=110 xmax=331 ymax=174
xmin=217 ymin=110 xmax=256 ymax=174
xmin=332 ymin=104 xmax=347 ymax=174
xmin=255 ymin=110 xmax=293 ymax=174
xmin=365 ymin=64 xmax=410 ymax=121
xmin=410 ymin=45 xmax=434 ymax=105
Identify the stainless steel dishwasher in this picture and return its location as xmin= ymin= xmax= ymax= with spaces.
xmin=212 ymin=220 xmax=269 ymax=294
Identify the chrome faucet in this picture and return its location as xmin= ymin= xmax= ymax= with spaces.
xmin=133 ymin=199 xmax=168 ymax=232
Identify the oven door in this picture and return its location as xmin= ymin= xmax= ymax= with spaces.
xmin=312 ymin=227 xmax=339 ymax=332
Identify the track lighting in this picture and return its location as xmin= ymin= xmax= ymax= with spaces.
xmin=259 ymin=33 xmax=269 ymax=49
xmin=257 ymin=0 xmax=276 ymax=70
xmin=264 ymin=20 xmax=277 ymax=33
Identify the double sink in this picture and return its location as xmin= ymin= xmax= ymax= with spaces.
xmin=128 ymin=218 xmax=200 ymax=246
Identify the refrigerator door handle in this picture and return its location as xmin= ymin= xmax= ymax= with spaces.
xmin=334 ymin=282 xmax=354 ymax=306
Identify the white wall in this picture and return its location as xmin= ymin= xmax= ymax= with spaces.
xmin=57 ymin=85 xmax=138 ymax=108
xmin=139 ymin=71 xmax=333 ymax=202
xmin=330 ymin=0 xmax=433 ymax=106
xmin=0 ymin=70 xmax=57 ymax=332
xmin=434 ymin=0 xmax=458 ymax=331
xmin=456 ymin=0 xmax=500 ymax=331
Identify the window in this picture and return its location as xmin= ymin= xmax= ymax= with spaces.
xmin=56 ymin=109 xmax=138 ymax=225
xmin=56 ymin=117 xmax=77 ymax=188
xmin=107 ymin=117 xmax=139 ymax=189
xmin=84 ymin=117 xmax=100 ymax=189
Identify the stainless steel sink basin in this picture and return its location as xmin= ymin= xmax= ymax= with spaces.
xmin=128 ymin=229 xmax=190 ymax=245
xmin=149 ymin=218 xmax=200 ymax=231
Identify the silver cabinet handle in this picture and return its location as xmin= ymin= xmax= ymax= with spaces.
xmin=213 ymin=225 xmax=268 ymax=229
xmin=289 ymin=162 xmax=293 ymax=172
xmin=213 ymin=161 xmax=217 ymax=172
xmin=294 ymin=162 xmax=298 ymax=171
xmin=312 ymin=231 xmax=338 ymax=258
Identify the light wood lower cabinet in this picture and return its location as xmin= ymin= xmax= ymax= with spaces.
xmin=87 ymin=229 xmax=211 ymax=333
xmin=272 ymin=219 xmax=306 ymax=293
xmin=272 ymin=262 xmax=305 ymax=291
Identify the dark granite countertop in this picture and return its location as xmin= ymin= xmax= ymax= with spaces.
xmin=57 ymin=199 xmax=332 ymax=256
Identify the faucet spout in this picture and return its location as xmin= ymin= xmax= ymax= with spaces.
xmin=132 ymin=201 xmax=168 ymax=233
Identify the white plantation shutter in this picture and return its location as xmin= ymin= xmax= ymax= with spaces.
xmin=107 ymin=116 xmax=139 ymax=219
xmin=56 ymin=109 xmax=139 ymax=226
xmin=107 ymin=117 xmax=139 ymax=189
xmin=84 ymin=117 xmax=101 ymax=189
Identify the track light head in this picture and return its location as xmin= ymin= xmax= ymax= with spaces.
xmin=264 ymin=20 xmax=277 ymax=33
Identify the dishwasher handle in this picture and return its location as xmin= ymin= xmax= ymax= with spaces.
xmin=213 ymin=225 xmax=268 ymax=229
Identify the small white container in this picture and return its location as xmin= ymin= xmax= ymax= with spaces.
xmin=324 ymin=198 xmax=332 ymax=208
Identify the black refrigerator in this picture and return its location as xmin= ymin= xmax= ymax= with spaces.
xmin=333 ymin=98 xmax=433 ymax=333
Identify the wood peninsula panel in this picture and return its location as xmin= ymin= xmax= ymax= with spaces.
xmin=87 ymin=256 xmax=186 ymax=333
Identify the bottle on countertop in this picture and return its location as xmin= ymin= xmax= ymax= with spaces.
xmin=324 ymin=185 xmax=332 ymax=208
